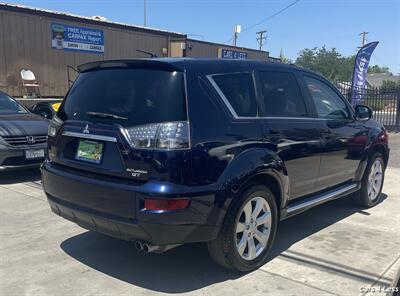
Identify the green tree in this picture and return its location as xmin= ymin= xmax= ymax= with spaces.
xmin=368 ymin=65 xmax=391 ymax=74
xmin=279 ymin=48 xmax=293 ymax=64
xmin=295 ymin=46 xmax=354 ymax=81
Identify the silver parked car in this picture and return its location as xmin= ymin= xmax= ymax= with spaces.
xmin=0 ymin=91 xmax=49 ymax=171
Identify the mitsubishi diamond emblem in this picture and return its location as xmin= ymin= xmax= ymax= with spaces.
xmin=83 ymin=124 xmax=90 ymax=134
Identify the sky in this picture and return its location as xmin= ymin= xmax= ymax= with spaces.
xmin=9 ymin=0 xmax=400 ymax=74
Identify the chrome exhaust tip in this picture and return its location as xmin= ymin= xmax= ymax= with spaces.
xmin=136 ymin=241 xmax=182 ymax=254
xmin=134 ymin=241 xmax=144 ymax=252
xmin=142 ymin=242 xmax=156 ymax=253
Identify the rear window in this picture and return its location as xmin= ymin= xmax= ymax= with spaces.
xmin=58 ymin=68 xmax=187 ymax=126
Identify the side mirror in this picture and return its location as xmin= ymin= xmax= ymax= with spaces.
xmin=33 ymin=109 xmax=52 ymax=119
xmin=355 ymin=105 xmax=372 ymax=121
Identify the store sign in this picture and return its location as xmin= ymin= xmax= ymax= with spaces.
xmin=218 ymin=48 xmax=247 ymax=60
xmin=51 ymin=23 xmax=104 ymax=54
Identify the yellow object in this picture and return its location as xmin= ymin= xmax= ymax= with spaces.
xmin=52 ymin=103 xmax=61 ymax=112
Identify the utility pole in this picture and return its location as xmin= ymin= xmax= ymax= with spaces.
xmin=144 ymin=0 xmax=147 ymax=27
xmin=233 ymin=25 xmax=241 ymax=46
xmin=256 ymin=30 xmax=267 ymax=50
xmin=359 ymin=31 xmax=369 ymax=48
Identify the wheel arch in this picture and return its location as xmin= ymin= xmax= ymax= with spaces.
xmin=214 ymin=147 xmax=288 ymax=226
xmin=355 ymin=128 xmax=389 ymax=181
xmin=370 ymin=143 xmax=389 ymax=167
xmin=239 ymin=173 xmax=284 ymax=214
xmin=216 ymin=169 xmax=288 ymax=227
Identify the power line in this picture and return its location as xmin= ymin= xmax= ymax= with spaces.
xmin=225 ymin=0 xmax=300 ymax=44
xmin=372 ymin=53 xmax=388 ymax=68
xmin=243 ymin=0 xmax=300 ymax=33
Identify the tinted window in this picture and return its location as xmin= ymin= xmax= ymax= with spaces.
xmin=304 ymin=77 xmax=349 ymax=119
xmin=212 ymin=73 xmax=257 ymax=117
xmin=259 ymin=71 xmax=307 ymax=117
xmin=58 ymin=69 xmax=186 ymax=126
xmin=0 ymin=93 xmax=28 ymax=115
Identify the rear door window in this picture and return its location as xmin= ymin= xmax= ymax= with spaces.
xmin=258 ymin=71 xmax=307 ymax=117
xmin=211 ymin=73 xmax=257 ymax=117
xmin=58 ymin=68 xmax=187 ymax=126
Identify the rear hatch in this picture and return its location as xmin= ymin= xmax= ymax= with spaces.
xmin=50 ymin=62 xmax=189 ymax=183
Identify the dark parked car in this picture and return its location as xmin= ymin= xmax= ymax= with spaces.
xmin=42 ymin=59 xmax=389 ymax=272
xmin=0 ymin=91 xmax=49 ymax=171
xmin=31 ymin=101 xmax=61 ymax=119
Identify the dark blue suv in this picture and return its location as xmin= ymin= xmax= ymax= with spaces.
xmin=42 ymin=59 xmax=389 ymax=271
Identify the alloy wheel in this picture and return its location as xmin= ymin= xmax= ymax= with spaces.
xmin=235 ymin=197 xmax=272 ymax=261
xmin=367 ymin=159 xmax=383 ymax=201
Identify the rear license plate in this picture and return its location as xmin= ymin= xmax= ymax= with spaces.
xmin=75 ymin=139 xmax=104 ymax=164
xmin=25 ymin=149 xmax=45 ymax=159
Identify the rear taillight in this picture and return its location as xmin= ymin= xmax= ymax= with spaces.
xmin=143 ymin=198 xmax=190 ymax=212
xmin=48 ymin=115 xmax=63 ymax=137
xmin=124 ymin=121 xmax=190 ymax=150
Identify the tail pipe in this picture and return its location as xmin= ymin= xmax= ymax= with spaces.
xmin=134 ymin=241 xmax=144 ymax=252
xmin=135 ymin=241 xmax=181 ymax=254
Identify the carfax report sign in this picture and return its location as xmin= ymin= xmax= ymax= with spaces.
xmin=51 ymin=23 xmax=104 ymax=54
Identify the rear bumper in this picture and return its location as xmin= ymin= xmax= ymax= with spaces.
xmin=42 ymin=161 xmax=219 ymax=245
xmin=0 ymin=143 xmax=45 ymax=171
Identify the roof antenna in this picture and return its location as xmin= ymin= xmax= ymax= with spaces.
xmin=136 ymin=49 xmax=158 ymax=58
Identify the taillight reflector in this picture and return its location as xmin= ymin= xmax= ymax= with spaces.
xmin=144 ymin=198 xmax=190 ymax=211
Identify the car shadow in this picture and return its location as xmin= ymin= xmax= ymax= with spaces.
xmin=60 ymin=193 xmax=388 ymax=293
xmin=0 ymin=168 xmax=41 ymax=184
xmin=61 ymin=234 xmax=241 ymax=293
xmin=269 ymin=193 xmax=387 ymax=259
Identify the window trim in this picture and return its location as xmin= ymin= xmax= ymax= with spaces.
xmin=207 ymin=72 xmax=316 ymax=120
xmin=302 ymin=74 xmax=354 ymax=121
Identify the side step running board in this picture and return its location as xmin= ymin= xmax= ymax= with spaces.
xmin=283 ymin=183 xmax=358 ymax=219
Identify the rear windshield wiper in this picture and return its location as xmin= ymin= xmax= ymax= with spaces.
xmin=87 ymin=111 xmax=129 ymax=120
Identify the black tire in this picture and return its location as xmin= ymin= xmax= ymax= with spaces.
xmin=353 ymin=152 xmax=385 ymax=208
xmin=207 ymin=184 xmax=278 ymax=272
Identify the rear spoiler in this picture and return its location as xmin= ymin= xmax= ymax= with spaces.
xmin=77 ymin=59 xmax=184 ymax=73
